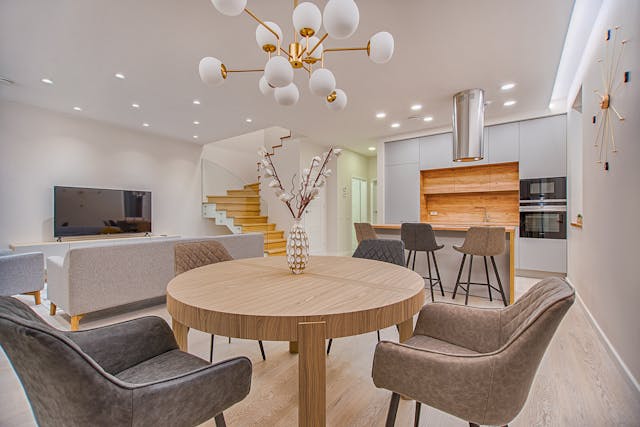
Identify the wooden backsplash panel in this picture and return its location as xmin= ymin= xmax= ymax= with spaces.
xmin=421 ymin=162 xmax=519 ymax=194
xmin=424 ymin=191 xmax=520 ymax=225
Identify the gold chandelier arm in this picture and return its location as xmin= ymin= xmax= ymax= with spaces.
xmin=226 ymin=68 xmax=264 ymax=74
xmin=244 ymin=8 xmax=280 ymax=41
xmin=307 ymin=33 xmax=328 ymax=57
xmin=323 ymin=47 xmax=369 ymax=53
xmin=280 ymin=47 xmax=293 ymax=59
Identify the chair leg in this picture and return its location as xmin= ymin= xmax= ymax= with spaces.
xmin=214 ymin=413 xmax=226 ymax=427
xmin=414 ymin=401 xmax=421 ymax=427
xmin=326 ymin=338 xmax=333 ymax=355
xmin=426 ymin=250 xmax=434 ymax=302
xmin=465 ymin=255 xmax=473 ymax=306
xmin=432 ymin=251 xmax=445 ymax=296
xmin=209 ymin=335 xmax=215 ymax=363
xmin=258 ymin=340 xmax=266 ymax=361
xmin=228 ymin=336 xmax=231 ymax=343
xmin=452 ymin=254 xmax=466 ymax=299
xmin=385 ymin=392 xmax=401 ymax=427
xmin=377 ymin=330 xmax=381 ymax=342
xmin=483 ymin=256 xmax=493 ymax=302
xmin=406 ymin=250 xmax=412 ymax=268
xmin=412 ymin=250 xmax=416 ymax=271
xmin=49 ymin=303 xmax=57 ymax=316
xmin=469 ymin=423 xmax=480 ymax=427
xmin=490 ymin=256 xmax=508 ymax=306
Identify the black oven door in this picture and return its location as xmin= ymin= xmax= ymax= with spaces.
xmin=519 ymin=206 xmax=567 ymax=239
xmin=520 ymin=177 xmax=566 ymax=201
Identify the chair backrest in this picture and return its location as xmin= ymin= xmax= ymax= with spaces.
xmin=400 ymin=223 xmax=440 ymax=251
xmin=175 ymin=240 xmax=234 ymax=276
xmin=353 ymin=239 xmax=405 ymax=266
xmin=459 ymin=226 xmax=506 ymax=256
xmin=353 ymin=223 xmax=378 ymax=243
xmin=482 ymin=277 xmax=575 ymax=425
xmin=0 ymin=297 xmax=131 ymax=426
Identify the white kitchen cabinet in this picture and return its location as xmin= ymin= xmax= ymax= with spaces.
xmin=385 ymin=138 xmax=419 ymax=166
xmin=384 ymin=162 xmax=420 ymax=223
xmin=488 ymin=122 xmax=519 ymax=164
xmin=419 ymin=133 xmax=453 ymax=170
xmin=518 ymin=237 xmax=567 ymax=273
xmin=519 ymin=115 xmax=566 ymax=179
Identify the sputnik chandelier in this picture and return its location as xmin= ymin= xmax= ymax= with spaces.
xmin=198 ymin=0 xmax=395 ymax=110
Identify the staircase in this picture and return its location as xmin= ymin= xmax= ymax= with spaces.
xmin=204 ymin=182 xmax=287 ymax=256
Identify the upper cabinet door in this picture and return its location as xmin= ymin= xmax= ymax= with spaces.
xmin=488 ymin=122 xmax=519 ymax=164
xmin=419 ymin=133 xmax=453 ymax=170
xmin=519 ymin=115 xmax=567 ymax=179
xmin=385 ymin=138 xmax=419 ymax=166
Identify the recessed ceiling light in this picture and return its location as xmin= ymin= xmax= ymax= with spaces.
xmin=501 ymin=83 xmax=516 ymax=91
xmin=114 ymin=73 xmax=125 ymax=80
xmin=503 ymin=100 xmax=517 ymax=107
xmin=193 ymin=135 xmax=199 ymax=139
xmin=485 ymin=100 xmax=493 ymax=105
xmin=142 ymin=123 xmax=150 ymax=127
xmin=368 ymin=146 xmax=376 ymax=151
xmin=193 ymin=121 xmax=200 ymax=125
xmin=192 ymin=99 xmax=201 ymax=105
xmin=375 ymin=112 xmax=386 ymax=119
xmin=423 ymin=116 xmax=433 ymax=122
xmin=391 ymin=122 xmax=400 ymax=128
xmin=411 ymin=104 xmax=422 ymax=111
xmin=72 ymin=106 xmax=82 ymax=111
xmin=245 ymin=118 xmax=253 ymax=123
xmin=41 ymin=78 xmax=54 ymax=85
xmin=131 ymin=103 xmax=140 ymax=109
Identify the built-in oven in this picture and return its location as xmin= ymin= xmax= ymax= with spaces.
xmin=520 ymin=177 xmax=566 ymax=201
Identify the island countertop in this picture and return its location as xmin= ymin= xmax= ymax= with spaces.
xmin=373 ymin=223 xmax=517 ymax=233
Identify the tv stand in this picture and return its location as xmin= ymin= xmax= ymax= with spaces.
xmin=56 ymin=236 xmax=62 ymax=242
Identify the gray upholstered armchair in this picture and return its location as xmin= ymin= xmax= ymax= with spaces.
xmin=0 ymin=251 xmax=45 ymax=304
xmin=372 ymin=277 xmax=575 ymax=427
xmin=0 ymin=296 xmax=252 ymax=427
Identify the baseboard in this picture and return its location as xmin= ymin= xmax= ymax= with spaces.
xmin=566 ymin=278 xmax=640 ymax=395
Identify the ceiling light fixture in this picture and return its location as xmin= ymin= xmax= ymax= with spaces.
xmin=423 ymin=116 xmax=433 ymax=122
xmin=391 ymin=122 xmax=400 ymax=128
xmin=193 ymin=135 xmax=199 ymax=139
xmin=500 ymin=83 xmax=516 ymax=91
xmin=115 ymin=73 xmax=125 ymax=79
xmin=375 ymin=112 xmax=386 ymax=119
xmin=411 ymin=104 xmax=422 ymax=111
xmin=73 ymin=106 xmax=82 ymax=111
xmin=131 ymin=103 xmax=140 ymax=108
xmin=142 ymin=123 xmax=150 ymax=127
xmin=245 ymin=118 xmax=253 ymax=123
xmin=503 ymin=100 xmax=517 ymax=106
xmin=199 ymin=0 xmax=395 ymax=111
xmin=368 ymin=146 xmax=376 ymax=151
xmin=41 ymin=78 xmax=54 ymax=85
xmin=193 ymin=99 xmax=201 ymax=105
xmin=193 ymin=121 xmax=200 ymax=125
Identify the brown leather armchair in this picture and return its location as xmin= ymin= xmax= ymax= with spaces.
xmin=372 ymin=277 xmax=575 ymax=427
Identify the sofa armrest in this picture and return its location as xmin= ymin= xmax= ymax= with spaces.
xmin=372 ymin=341 xmax=493 ymax=422
xmin=130 ymin=356 xmax=252 ymax=426
xmin=46 ymin=256 xmax=69 ymax=312
xmin=0 ymin=252 xmax=45 ymax=296
xmin=413 ymin=302 xmax=501 ymax=353
xmin=66 ymin=316 xmax=178 ymax=375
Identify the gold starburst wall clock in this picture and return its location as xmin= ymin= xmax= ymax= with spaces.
xmin=592 ymin=26 xmax=630 ymax=171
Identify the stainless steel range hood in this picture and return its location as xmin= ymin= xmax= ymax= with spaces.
xmin=452 ymin=88 xmax=485 ymax=162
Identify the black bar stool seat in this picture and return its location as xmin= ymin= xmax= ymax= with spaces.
xmin=401 ymin=223 xmax=445 ymax=301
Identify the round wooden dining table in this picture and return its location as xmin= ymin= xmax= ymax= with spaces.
xmin=166 ymin=255 xmax=425 ymax=427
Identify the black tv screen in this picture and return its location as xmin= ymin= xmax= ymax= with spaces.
xmin=54 ymin=186 xmax=152 ymax=238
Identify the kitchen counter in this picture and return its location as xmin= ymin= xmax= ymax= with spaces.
xmin=373 ymin=223 xmax=515 ymax=304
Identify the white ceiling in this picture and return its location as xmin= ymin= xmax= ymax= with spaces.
xmin=0 ymin=0 xmax=575 ymax=154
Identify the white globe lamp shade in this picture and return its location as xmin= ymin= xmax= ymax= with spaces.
xmin=210 ymin=0 xmax=246 ymax=16
xmin=199 ymin=57 xmax=226 ymax=86
xmin=264 ymin=55 xmax=294 ymax=88
xmin=309 ymin=68 xmax=336 ymax=97
xmin=258 ymin=76 xmax=274 ymax=96
xmin=293 ymin=2 xmax=322 ymax=37
xmin=305 ymin=35 xmax=324 ymax=58
xmin=369 ymin=31 xmax=394 ymax=64
xmin=274 ymin=83 xmax=300 ymax=106
xmin=326 ymin=89 xmax=347 ymax=111
xmin=255 ymin=21 xmax=283 ymax=52
xmin=323 ymin=0 xmax=359 ymax=40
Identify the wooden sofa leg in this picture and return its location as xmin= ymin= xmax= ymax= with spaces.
xmin=70 ymin=315 xmax=84 ymax=331
xmin=23 ymin=291 xmax=41 ymax=305
xmin=50 ymin=303 xmax=57 ymax=316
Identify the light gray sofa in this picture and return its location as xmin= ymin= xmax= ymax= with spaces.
xmin=47 ymin=234 xmax=264 ymax=330
xmin=0 ymin=251 xmax=45 ymax=305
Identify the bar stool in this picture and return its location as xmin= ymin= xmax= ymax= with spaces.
xmin=401 ymin=223 xmax=445 ymax=301
xmin=452 ymin=227 xmax=508 ymax=306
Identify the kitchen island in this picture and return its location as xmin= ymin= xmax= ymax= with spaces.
xmin=373 ymin=224 xmax=516 ymax=304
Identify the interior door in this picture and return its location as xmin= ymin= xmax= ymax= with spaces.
xmin=351 ymin=177 xmax=368 ymax=250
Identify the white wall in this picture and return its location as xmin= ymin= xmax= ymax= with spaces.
xmin=566 ymin=0 xmax=640 ymax=386
xmin=0 ymin=100 xmax=220 ymax=249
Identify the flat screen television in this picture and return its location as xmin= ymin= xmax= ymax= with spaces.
xmin=54 ymin=186 xmax=152 ymax=238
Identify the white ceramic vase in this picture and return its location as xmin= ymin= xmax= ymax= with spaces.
xmin=286 ymin=219 xmax=309 ymax=274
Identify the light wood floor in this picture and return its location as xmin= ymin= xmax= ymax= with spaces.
xmin=1 ymin=278 xmax=639 ymax=426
